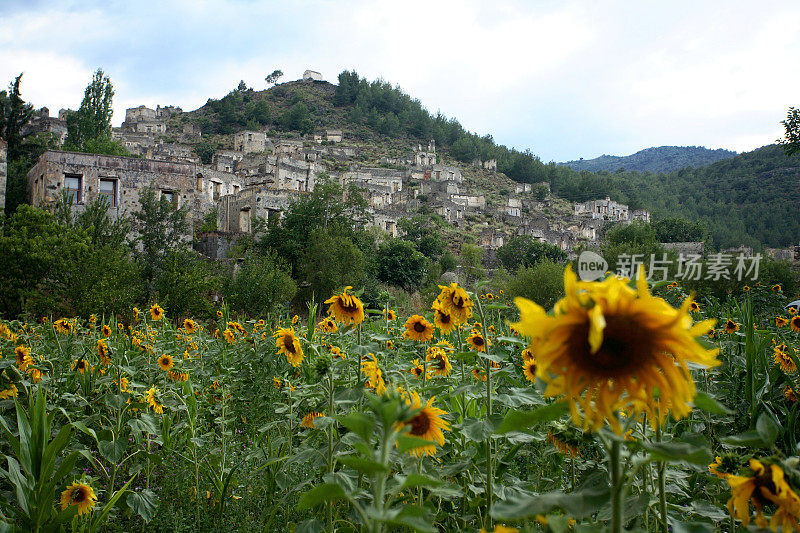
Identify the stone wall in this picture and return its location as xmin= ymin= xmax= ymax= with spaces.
xmin=195 ymin=168 xmax=244 ymax=214
xmin=217 ymin=186 xmax=306 ymax=233
xmin=234 ymin=130 xmax=267 ymax=154
xmin=26 ymin=150 xmax=197 ymax=239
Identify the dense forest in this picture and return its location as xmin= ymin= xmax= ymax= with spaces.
xmin=561 ymin=145 xmax=737 ymax=173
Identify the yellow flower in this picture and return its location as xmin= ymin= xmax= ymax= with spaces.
xmin=773 ymin=284 xmax=783 ymax=292
xmin=431 ymin=300 xmax=456 ymax=334
xmin=329 ymin=345 xmax=344 ymax=359
xmin=789 ymin=306 xmax=798 ymax=316
xmin=521 ymin=347 xmax=534 ymax=362
xmin=773 ymin=345 xmax=797 ymax=373
xmin=324 ymin=286 xmax=365 ymax=325
xmin=435 ymin=283 xmax=473 ymax=324
xmin=145 ymin=387 xmax=164 ymax=414
xmin=53 ymin=318 xmax=73 ymax=334
xmin=223 ymin=329 xmax=236 ymax=344
xmin=100 ymin=324 xmax=112 ymax=337
xmin=466 ymin=331 xmax=489 ymax=352
xmin=791 ymin=316 xmax=800 ymax=333
xmin=400 ymin=391 xmax=450 ymax=457
xmin=96 ymin=340 xmax=111 ymax=366
xmin=157 ymin=354 xmax=174 ymax=372
xmin=274 ymin=327 xmax=304 ymax=367
xmin=119 ymin=376 xmax=130 ymax=392
xmin=403 ymin=315 xmax=434 ymax=342
xmin=133 ymin=307 xmax=140 ymax=321
xmin=688 ymin=301 xmax=700 ymax=313
xmin=0 ymin=384 xmax=18 ymax=399
xmin=291 ymin=314 xmax=299 ymax=325
xmin=317 ymin=317 xmax=338 ymax=333
xmin=743 ymin=285 xmax=751 ymax=292
xmin=273 ymin=377 xmax=282 ymax=389
xmin=383 ymin=309 xmax=397 ymax=321
xmin=785 ymin=386 xmax=798 ymax=402
xmin=150 ymin=304 xmax=164 ymax=321
xmin=15 ymin=346 xmax=31 ymax=371
xmin=301 ymin=412 xmax=324 ymax=428
xmin=60 ymin=481 xmax=97 ymax=515
xmin=547 ymin=430 xmax=580 ymax=458
xmin=183 ymin=318 xmax=198 ymax=334
xmin=726 ymin=459 xmax=800 ymax=531
xmin=511 ymin=266 xmax=719 ymax=434
xmin=410 ymin=359 xmax=424 ymax=378
xmin=73 ymin=358 xmax=88 ymax=374
xmin=168 ymin=370 xmax=189 ymax=382
xmin=472 ymin=366 xmax=487 ymax=381
xmin=426 ymin=347 xmax=452 ymax=377
xmin=361 ymin=356 xmax=387 ymax=395
xmin=522 ymin=357 xmax=537 ymax=383
xmin=724 ymin=319 xmax=740 ymax=334
xmin=776 ymin=316 xmax=789 ymax=327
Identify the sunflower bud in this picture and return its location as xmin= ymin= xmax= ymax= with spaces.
xmin=315 ymin=355 xmax=331 ymax=377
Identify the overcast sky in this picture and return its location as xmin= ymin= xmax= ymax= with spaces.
xmin=1 ymin=0 xmax=797 ymax=161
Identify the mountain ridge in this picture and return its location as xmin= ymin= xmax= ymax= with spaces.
xmin=560 ymin=145 xmax=738 ymax=173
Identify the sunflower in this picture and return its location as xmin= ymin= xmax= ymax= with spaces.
xmin=400 ymin=391 xmax=450 ymax=457
xmin=317 ymin=317 xmax=338 ymax=333
xmin=403 ymin=315 xmax=434 ymax=342
xmin=785 ymin=386 xmax=798 ymax=402
xmin=216 ymin=310 xmax=223 ymax=318
xmin=743 ymin=286 xmax=751 ymax=292
xmin=53 ymin=318 xmax=73 ymax=334
xmin=15 ymin=346 xmax=31 ymax=371
xmin=291 ymin=314 xmax=299 ymax=325
xmin=521 ymin=347 xmax=534 ymax=362
xmin=724 ymin=319 xmax=740 ymax=334
xmin=773 ymin=345 xmax=797 ymax=373
xmin=790 ymin=306 xmax=798 ymax=316
xmin=324 ymin=286 xmax=365 ymax=325
xmin=776 ymin=316 xmax=789 ymax=327
xmin=791 ymin=316 xmax=800 ymax=333
xmin=183 ymin=318 xmax=198 ymax=334
xmin=0 ymin=384 xmax=18 ymax=399
xmin=383 ymin=309 xmax=397 ymax=321
xmin=60 ymin=480 xmax=97 ymax=515
xmin=547 ymin=430 xmax=580 ymax=458
xmin=150 ymin=304 xmax=164 ymax=321
xmin=223 ymin=329 xmax=236 ymax=344
xmin=73 ymin=358 xmax=88 ymax=374
xmin=274 ymin=327 xmax=304 ymax=367
xmin=726 ymin=458 xmax=800 ymax=531
xmin=522 ymin=357 xmax=537 ymax=382
xmin=688 ymin=301 xmax=700 ymax=313
xmin=157 ymin=354 xmax=174 ymax=372
xmin=273 ymin=377 xmax=282 ymax=389
xmin=132 ymin=307 xmax=140 ymax=321
xmin=329 ymin=345 xmax=344 ymax=359
xmin=386 ymin=340 xmax=394 ymax=350
xmin=773 ymin=284 xmax=783 ymax=292
xmin=472 ymin=367 xmax=487 ymax=381
xmin=119 ymin=376 xmax=129 ymax=392
xmin=410 ymin=359 xmax=424 ymax=378
xmin=436 ymin=283 xmax=473 ymax=324
xmin=168 ymin=370 xmax=189 ymax=382
xmin=426 ymin=347 xmax=452 ymax=377
xmin=301 ymin=412 xmax=324 ymax=428
xmin=511 ymin=266 xmax=720 ymax=433
xmin=27 ymin=365 xmax=43 ymax=384
xmin=431 ymin=300 xmax=456 ymax=334
xmin=145 ymin=387 xmax=164 ymax=414
xmin=100 ymin=324 xmax=112 ymax=337
xmin=466 ymin=331 xmax=489 ymax=352
xmin=96 ymin=340 xmax=111 ymax=366
xmin=361 ymin=358 xmax=387 ymax=395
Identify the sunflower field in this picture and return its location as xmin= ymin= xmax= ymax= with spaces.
xmin=1 ymin=273 xmax=800 ymax=532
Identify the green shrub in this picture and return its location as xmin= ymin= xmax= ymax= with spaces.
xmin=503 ymin=260 xmax=566 ymax=311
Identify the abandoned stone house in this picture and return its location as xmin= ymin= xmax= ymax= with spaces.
xmin=26 ymin=150 xmax=199 ymax=240
xmin=472 ymin=158 xmax=497 ymax=172
xmin=0 ymin=139 xmax=6 ymax=212
xmin=413 ymin=140 xmax=437 ymax=167
xmin=21 ymin=108 xmax=68 ymax=145
xmin=216 ymin=186 xmax=303 ymax=233
xmin=151 ymin=143 xmax=199 ymax=164
xmin=234 ymin=130 xmax=268 ymax=154
xmin=302 ymin=70 xmax=323 ymax=82
xmin=213 ymin=150 xmax=244 ymax=172
xmin=313 ymin=129 xmax=343 ymax=143
xmin=274 ymin=139 xmax=304 ymax=158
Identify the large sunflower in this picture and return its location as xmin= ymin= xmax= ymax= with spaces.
xmin=467 ymin=331 xmax=489 ymax=352
xmin=724 ymin=319 xmax=740 ymax=334
xmin=15 ymin=346 xmax=31 ymax=371
xmin=101 ymin=324 xmax=112 ymax=337
xmin=60 ymin=480 xmax=98 ymax=515
xmin=157 ymin=354 xmax=174 ymax=372
xmin=274 ymin=328 xmax=304 ymax=367
xmin=432 ymin=300 xmax=456 ymax=334
xmin=426 ymin=346 xmax=452 ymax=377
xmin=410 ymin=359 xmax=424 ymax=378
xmin=145 ymin=387 xmax=164 ymax=414
xmin=400 ymin=391 xmax=450 ymax=457
xmin=183 ymin=318 xmax=198 ymax=334
xmin=317 ymin=317 xmax=338 ymax=333
xmin=773 ymin=345 xmax=797 ymax=373
xmin=150 ymin=303 xmax=164 ymax=321
xmin=301 ymin=412 xmax=324 ymax=428
xmin=403 ymin=315 xmax=434 ymax=342
xmin=96 ymin=340 xmax=110 ymax=366
xmin=791 ymin=316 xmax=800 ymax=333
xmin=522 ymin=357 xmax=537 ymax=382
xmin=360 ymin=358 xmax=387 ymax=395
xmin=726 ymin=459 xmax=800 ymax=531
xmin=324 ymin=286 xmax=365 ymax=325
xmin=511 ymin=267 xmax=719 ymax=433
xmin=436 ymin=283 xmax=473 ymax=324
xmin=73 ymin=358 xmax=88 ymax=375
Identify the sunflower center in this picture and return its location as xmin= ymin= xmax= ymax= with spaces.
xmin=473 ymin=336 xmax=484 ymax=346
xmin=409 ymin=411 xmax=432 ymax=436
xmin=413 ymin=322 xmax=426 ymax=333
xmin=439 ymin=312 xmax=451 ymax=324
xmin=283 ymin=335 xmax=296 ymax=354
xmin=572 ymin=314 xmax=654 ymax=377
xmin=432 ymin=356 xmax=446 ymax=370
xmin=72 ymin=488 xmax=87 ymax=503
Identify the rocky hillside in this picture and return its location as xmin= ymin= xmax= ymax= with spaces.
xmin=561 ymin=146 xmax=737 ymax=173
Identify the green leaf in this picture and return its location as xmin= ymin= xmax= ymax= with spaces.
xmin=721 ymin=430 xmax=770 ymax=448
xmin=126 ymin=489 xmax=159 ymax=524
xmin=297 ymin=483 xmax=349 ymax=510
xmin=492 ymin=484 xmax=610 ymax=520
xmin=495 ymin=336 xmax=526 ymax=345
xmin=671 ymin=521 xmax=716 ymax=533
xmin=494 ymin=402 xmax=568 ymax=434
xmin=756 ymin=411 xmax=779 ymax=447
xmin=336 ymin=455 xmax=388 ymax=474
xmin=337 ymin=413 xmax=374 ymax=442
xmin=642 ymin=434 xmax=712 ymax=465
xmin=692 ymin=392 xmax=733 ymax=415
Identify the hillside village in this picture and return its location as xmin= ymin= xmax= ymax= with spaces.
xmin=9 ymin=72 xmax=660 ymax=264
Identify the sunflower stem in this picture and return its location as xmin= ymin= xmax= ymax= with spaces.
xmin=656 ymin=423 xmax=668 ymax=533
xmin=609 ymin=439 xmax=624 ymax=533
xmin=476 ymin=296 xmax=493 ymax=529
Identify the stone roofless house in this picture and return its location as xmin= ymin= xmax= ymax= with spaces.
xmin=26 ymin=150 xmax=199 ymax=240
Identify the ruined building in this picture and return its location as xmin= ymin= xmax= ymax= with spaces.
xmin=22 ymin=108 xmax=68 ymax=145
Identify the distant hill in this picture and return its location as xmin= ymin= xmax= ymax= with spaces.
xmin=561 ymin=146 xmax=737 ymax=173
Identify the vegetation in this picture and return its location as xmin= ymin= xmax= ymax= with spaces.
xmin=561 ymin=145 xmax=737 ymax=173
